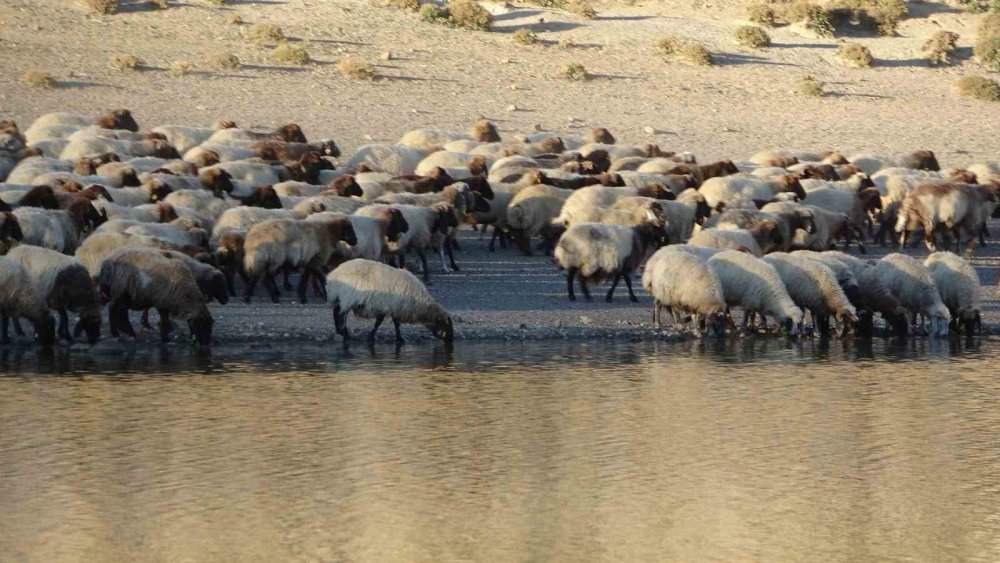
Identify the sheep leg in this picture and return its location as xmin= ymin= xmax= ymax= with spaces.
xmin=281 ymin=266 xmax=294 ymax=291
xmin=397 ymin=253 xmax=405 ymax=269
xmin=622 ymin=272 xmax=638 ymax=303
xmin=816 ymin=312 xmax=831 ymax=339
xmin=963 ymin=230 xmax=978 ymax=257
xmin=264 ymin=272 xmax=281 ymax=303
xmin=605 ymin=274 xmax=621 ymax=303
xmin=980 ymin=223 xmax=989 ymax=246
xmin=566 ymin=268 xmax=578 ymax=301
xmin=1 ymin=314 xmax=8 ymax=344
xmin=451 ymin=238 xmax=461 ymax=251
xmin=488 ymin=226 xmax=499 ymax=252
xmin=438 ymin=247 xmax=452 ymax=274
xmin=368 ymin=314 xmax=385 ymax=343
xmin=740 ymin=311 xmax=751 ymax=334
xmin=158 ymin=309 xmax=173 ymax=343
xmin=225 ymin=269 xmax=237 ymax=297
xmin=296 ymin=268 xmax=311 ymax=304
xmin=12 ymin=318 xmax=24 ymax=337
xmin=652 ymin=300 xmax=660 ymax=326
xmin=311 ymin=267 xmax=328 ymax=300
xmin=243 ymin=276 xmax=259 ymax=304
xmin=58 ymin=308 xmax=72 ymax=343
xmin=332 ymin=302 xmax=349 ymax=339
xmin=446 ymin=240 xmax=460 ymax=272
xmin=392 ymin=318 xmax=405 ymax=344
xmin=417 ymin=250 xmax=430 ymax=282
xmin=141 ymin=309 xmax=152 ymax=330
xmin=115 ymin=305 xmax=136 ymax=338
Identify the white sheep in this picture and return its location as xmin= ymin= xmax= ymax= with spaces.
xmin=311 ymin=206 xmax=408 ymax=262
xmin=152 ymin=124 xmax=222 ymax=154
xmin=354 ymin=203 xmax=452 ymax=280
xmin=705 ymin=250 xmax=803 ymax=335
xmin=163 ymin=189 xmax=238 ymax=219
xmin=688 ymin=227 xmax=763 ymax=256
xmin=967 ymin=161 xmax=999 ymax=183
xmin=327 ymin=259 xmax=453 ymax=343
xmin=6 ymin=156 xmax=74 ymax=185
xmin=698 ymin=174 xmax=805 ymax=209
xmin=344 ymin=144 xmax=429 ymax=176
xmin=874 ymin=253 xmax=951 ymax=337
xmin=849 ymin=150 xmax=940 ymax=175
xmin=895 ymin=182 xmax=996 ymax=255
xmin=762 ymin=252 xmax=856 ymax=337
xmin=820 ymin=250 xmax=910 ymax=337
xmin=291 ymin=194 xmax=367 ymax=217
xmin=642 ymin=247 xmax=726 ymax=335
xmin=0 ymin=256 xmax=56 ymax=346
xmin=924 ymin=251 xmax=981 ymax=334
xmin=505 ymin=184 xmax=574 ymax=255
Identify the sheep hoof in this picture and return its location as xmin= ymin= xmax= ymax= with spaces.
xmin=629 ymin=295 xmax=639 ymax=303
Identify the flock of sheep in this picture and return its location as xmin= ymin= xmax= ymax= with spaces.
xmin=0 ymin=109 xmax=997 ymax=347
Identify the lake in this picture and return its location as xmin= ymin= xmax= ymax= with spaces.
xmin=1 ymin=339 xmax=998 ymax=562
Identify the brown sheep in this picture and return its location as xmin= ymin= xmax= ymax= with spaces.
xmin=95 ymin=109 xmax=139 ymax=132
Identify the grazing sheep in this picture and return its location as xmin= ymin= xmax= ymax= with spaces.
xmin=642 ymin=247 xmax=726 ymax=335
xmin=762 ymin=252 xmax=856 ymax=337
xmin=553 ymin=214 xmax=666 ymax=302
xmin=6 ymin=245 xmax=102 ymax=344
xmin=97 ymin=246 xmax=214 ymax=345
xmin=0 ymin=256 xmax=56 ymax=346
xmin=206 ymin=123 xmax=307 ymax=144
xmin=506 ymin=184 xmax=574 ymax=255
xmin=345 ymin=144 xmax=429 ymax=176
xmin=163 ymin=189 xmax=238 ymax=219
xmin=26 ymin=110 xmax=139 ymax=138
xmin=242 ymin=215 xmax=357 ymax=303
xmin=354 ymin=203 xmax=455 ymax=280
xmin=895 ymin=182 xmax=998 ymax=255
xmin=848 ymin=150 xmax=940 ymax=175
xmin=316 ymin=207 xmax=408 ymax=262
xmin=698 ymin=174 xmax=805 ymax=209
xmin=705 ymin=250 xmax=803 ymax=335
xmin=688 ymin=227 xmax=764 ymax=256
xmin=817 ymin=250 xmax=908 ymax=337
xmin=924 ymin=251 xmax=981 ymax=334
xmin=874 ymin=253 xmax=951 ymax=337
xmin=327 ymin=259 xmax=454 ymax=343
xmin=12 ymin=199 xmax=105 ymax=253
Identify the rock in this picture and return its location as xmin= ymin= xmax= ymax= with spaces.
xmin=380 ymin=51 xmax=392 ymax=61
xmin=643 ymin=126 xmax=657 ymax=135
xmin=506 ymin=104 xmax=518 ymax=112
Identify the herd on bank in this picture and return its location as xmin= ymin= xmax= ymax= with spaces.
xmin=0 ymin=110 xmax=997 ymax=347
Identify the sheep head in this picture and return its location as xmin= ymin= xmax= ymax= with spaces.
xmin=464 ymin=175 xmax=494 ymax=200
xmin=385 ymin=207 xmax=409 ymax=242
xmin=471 ymin=119 xmax=500 ymax=143
xmin=276 ymin=123 xmax=307 ymax=143
xmin=200 ymin=168 xmax=233 ymax=194
xmin=189 ymin=311 xmax=214 ymax=347
xmin=80 ymin=184 xmax=114 ymax=202
xmin=19 ymin=185 xmax=61 ymax=209
xmin=328 ymin=174 xmax=363 ymax=197
xmin=97 ymin=109 xmax=139 ymax=132
xmin=0 ymin=213 xmax=23 ymax=241
xmin=588 ymin=127 xmax=615 ymax=145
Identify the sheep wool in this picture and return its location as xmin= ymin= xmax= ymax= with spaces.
xmin=642 ymin=247 xmax=726 ymax=333
xmin=0 ymin=256 xmax=56 ymax=345
xmin=762 ymin=252 xmax=856 ymax=335
xmin=875 ymin=253 xmax=951 ymax=336
xmin=706 ymin=250 xmax=803 ymax=333
xmin=924 ymin=251 xmax=981 ymax=332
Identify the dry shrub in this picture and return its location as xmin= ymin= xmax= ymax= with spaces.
xmin=655 ymin=35 xmax=681 ymax=54
xmin=836 ymin=42 xmax=873 ymax=68
xmin=773 ymin=1 xmax=835 ymax=36
xmin=827 ymin=0 xmax=908 ymax=36
xmin=734 ymin=25 xmax=771 ymax=48
xmin=979 ymin=13 xmax=1000 ymax=37
xmin=207 ymin=53 xmax=240 ymax=70
xmin=420 ymin=3 xmax=446 ymax=22
xmin=447 ymin=0 xmax=493 ymax=30
xmin=798 ymin=74 xmax=824 ymax=96
xmin=20 ymin=71 xmax=55 ymax=88
xmin=560 ymin=62 xmax=588 ymax=80
xmin=229 ymin=14 xmax=244 ymax=25
xmin=110 ymin=54 xmax=143 ymax=71
xmin=249 ymin=23 xmax=285 ymax=43
xmin=385 ymin=0 xmax=421 ymax=10
xmin=169 ymin=60 xmax=194 ymax=76
xmin=270 ymin=44 xmax=310 ymax=65
xmin=338 ymin=58 xmax=375 ymax=80
xmin=677 ymin=42 xmax=713 ymax=65
xmin=747 ymin=1 xmax=777 ymax=25
xmin=513 ymin=29 xmax=541 ymax=45
xmin=922 ymin=31 xmax=959 ymax=65
xmin=976 ymin=35 xmax=1000 ymax=69
xmin=80 ymin=0 xmax=117 ymax=14
xmin=565 ymin=0 xmax=598 ymax=18
xmin=956 ymin=75 xmax=1000 ymax=100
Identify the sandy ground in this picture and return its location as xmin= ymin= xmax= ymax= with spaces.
xmin=0 ymin=0 xmax=999 ymax=345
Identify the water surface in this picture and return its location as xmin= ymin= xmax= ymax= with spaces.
xmin=1 ymin=339 xmax=999 ymax=562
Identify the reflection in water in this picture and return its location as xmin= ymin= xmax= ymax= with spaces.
xmin=0 ymin=339 xmax=998 ymax=562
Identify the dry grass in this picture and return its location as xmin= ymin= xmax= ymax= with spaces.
xmin=420 ymin=3 xmax=446 ymax=22
xmin=956 ymin=75 xmax=1000 ymax=100
xmin=249 ymin=23 xmax=285 ymax=43
xmin=168 ymin=60 xmax=194 ymax=76
xmin=734 ymin=25 xmax=771 ymax=48
xmin=513 ymin=29 xmax=541 ymax=45
xmin=677 ymin=42 xmax=713 ymax=65
xmin=229 ymin=14 xmax=244 ymax=25
xmin=206 ymin=0 xmax=227 ymax=6
xmin=338 ymin=58 xmax=375 ymax=80
xmin=747 ymin=1 xmax=777 ymax=25
xmin=270 ymin=44 xmax=311 ymax=65
xmin=654 ymin=35 xmax=681 ymax=54
xmin=79 ymin=0 xmax=117 ymax=14
xmin=828 ymin=0 xmax=908 ymax=35
xmin=979 ymin=14 xmax=1000 ymax=37
xmin=798 ymin=74 xmax=824 ymax=96
xmin=976 ymin=35 xmax=1000 ymax=70
xmin=20 ymin=70 xmax=55 ymax=88
xmin=836 ymin=42 xmax=873 ymax=68
xmin=922 ymin=31 xmax=960 ymax=65
xmin=207 ymin=53 xmax=240 ymax=70
xmin=110 ymin=54 xmax=143 ymax=71
xmin=565 ymin=0 xmax=598 ymax=18
xmin=447 ymin=0 xmax=493 ymax=30
xmin=560 ymin=62 xmax=588 ymax=80
xmin=558 ymin=37 xmax=576 ymax=49
xmin=383 ymin=0 xmax=421 ymax=10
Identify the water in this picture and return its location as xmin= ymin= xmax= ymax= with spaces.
xmin=1 ymin=339 xmax=999 ymax=562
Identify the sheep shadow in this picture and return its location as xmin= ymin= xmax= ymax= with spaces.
xmin=116 ymin=0 xmax=171 ymax=12
xmin=772 ymin=42 xmax=839 ymax=49
xmin=712 ymin=53 xmax=796 ymax=66
xmin=241 ymin=64 xmax=313 ymax=73
xmin=303 ymin=38 xmax=369 ymax=46
xmin=491 ymin=9 xmax=542 ymax=21
xmin=593 ymin=14 xmax=653 ymax=21
xmin=496 ymin=21 xmax=585 ymax=33
xmin=587 ymin=72 xmax=645 ymax=81
xmin=56 ymin=80 xmax=118 ymax=90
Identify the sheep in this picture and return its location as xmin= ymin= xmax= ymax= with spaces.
xmin=397 ymin=119 xmax=501 ymax=152
xmin=60 ymin=137 xmax=181 ymax=161
xmin=688 ymin=227 xmax=764 ymax=256
xmin=151 ymin=124 xmax=221 ymax=154
xmin=800 ymin=173 xmax=875 ymax=192
xmin=705 ymin=250 xmax=803 ymax=335
xmin=415 ymin=152 xmax=490 ymax=179
xmin=816 ymin=250 xmax=908 ymax=337
xmin=92 ymin=200 xmax=177 ymax=223
xmin=327 ymin=259 xmax=454 ymax=344
xmin=555 ymin=185 xmax=674 ymax=227
xmin=6 ymin=156 xmax=74 ymax=185
xmin=848 ymin=150 xmax=940 ymax=175
xmin=12 ymin=199 xmax=105 ymax=253
xmin=312 ymin=207 xmax=408 ymax=262
xmin=467 ymin=183 xmax=521 ymax=251
xmin=895 ymin=182 xmax=998 ymax=255
xmin=874 ymin=253 xmax=951 ymax=337
xmin=924 ymin=251 xmax=981 ymax=334
xmin=967 ymin=161 xmax=999 ymax=184
xmin=205 ymin=123 xmax=307 ymax=144
xmin=212 ymin=206 xmax=308 ymax=241
xmin=698 ymin=174 xmax=805 ymax=209
xmin=0 ymin=256 xmax=56 ymax=346
xmin=761 ymin=252 xmax=856 ymax=337
xmin=505 ymin=184 xmax=574 ymax=255
xmin=344 ymin=144 xmax=429 ymax=176
xmin=642 ymin=247 xmax=726 ymax=335
xmin=762 ymin=202 xmax=849 ymax=253
xmin=75 ymin=231 xmax=164 ymax=276
xmin=792 ymin=187 xmax=878 ymax=248
xmin=96 ymin=219 xmax=207 ymax=251
xmin=553 ymin=214 xmax=666 ymax=302
xmin=0 ymin=211 xmax=24 ymax=254
xmin=354 ymin=203 xmax=455 ymax=281
xmin=242 ymin=215 xmax=357 ymax=303
xmin=202 ymin=160 xmax=282 ymax=188
xmin=26 ymin=109 xmax=139 ymax=139
xmin=163 ymin=189 xmax=239 ymax=219
xmin=27 ymin=139 xmax=67 ymax=159
xmin=617 ymin=171 xmax=695 ymax=195
xmin=710 ymin=209 xmax=798 ymax=254
xmin=749 ymin=150 xmax=799 ymax=168
xmin=6 ymin=245 xmax=102 ymax=344
xmin=291 ymin=194 xmax=366 ymax=216
xmin=97 ymin=246 xmax=214 ymax=345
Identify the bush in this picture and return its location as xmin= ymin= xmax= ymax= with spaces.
xmin=229 ymin=14 xmax=244 ymax=25
xmin=20 ymin=71 xmax=55 ymax=88
xmin=655 ymin=35 xmax=681 ymax=54
xmin=798 ymin=75 xmax=824 ymax=96
xmin=747 ymin=1 xmax=777 ymax=25
xmin=922 ymin=31 xmax=959 ymax=65
xmin=447 ymin=0 xmax=493 ymax=30
xmin=270 ymin=44 xmax=310 ymax=65
xmin=420 ymin=3 xmax=446 ymax=22
xmin=565 ymin=0 xmax=598 ymax=18
xmin=560 ymin=62 xmax=588 ymax=80
xmin=956 ymin=75 xmax=1000 ymax=100
xmin=249 ymin=23 xmax=285 ymax=43
xmin=110 ymin=54 xmax=143 ymax=71
xmin=827 ymin=0 xmax=907 ymax=36
xmin=338 ymin=58 xmax=375 ymax=79
xmin=384 ymin=0 xmax=421 ymax=10
xmin=979 ymin=13 xmax=1000 ymax=37
xmin=207 ymin=53 xmax=240 ymax=70
xmin=513 ymin=29 xmax=541 ymax=45
xmin=734 ymin=25 xmax=771 ymax=48
xmin=80 ymin=0 xmax=117 ymax=14
xmin=836 ymin=42 xmax=873 ymax=68
xmin=976 ymin=35 xmax=1000 ymax=70
xmin=168 ymin=60 xmax=194 ymax=76
xmin=677 ymin=42 xmax=713 ymax=65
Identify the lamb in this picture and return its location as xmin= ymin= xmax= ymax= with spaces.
xmin=705 ymin=250 xmax=803 ymax=335
xmin=6 ymin=245 xmax=102 ymax=344
xmin=553 ymin=214 xmax=666 ymax=302
xmin=874 ymin=253 xmax=951 ymax=337
xmin=641 ymin=247 xmax=726 ymax=335
xmin=895 ymin=182 xmax=998 ymax=255
xmin=0 ymin=256 xmax=56 ymax=346
xmin=761 ymin=252 xmax=856 ymax=337
xmin=344 ymin=144 xmax=430 ymax=176
xmin=698 ymin=174 xmax=806 ymax=209
xmin=242 ymin=215 xmax=357 ymax=303
xmin=397 ymin=119 xmax=501 ymax=152
xmin=327 ymin=259 xmax=454 ymax=344
xmin=688 ymin=227 xmax=764 ymax=256
xmin=354 ymin=203 xmax=455 ymax=281
xmin=97 ymin=246 xmax=214 ymax=345
xmin=924 ymin=251 xmax=981 ymax=334
xmin=505 ymin=184 xmax=574 ymax=255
